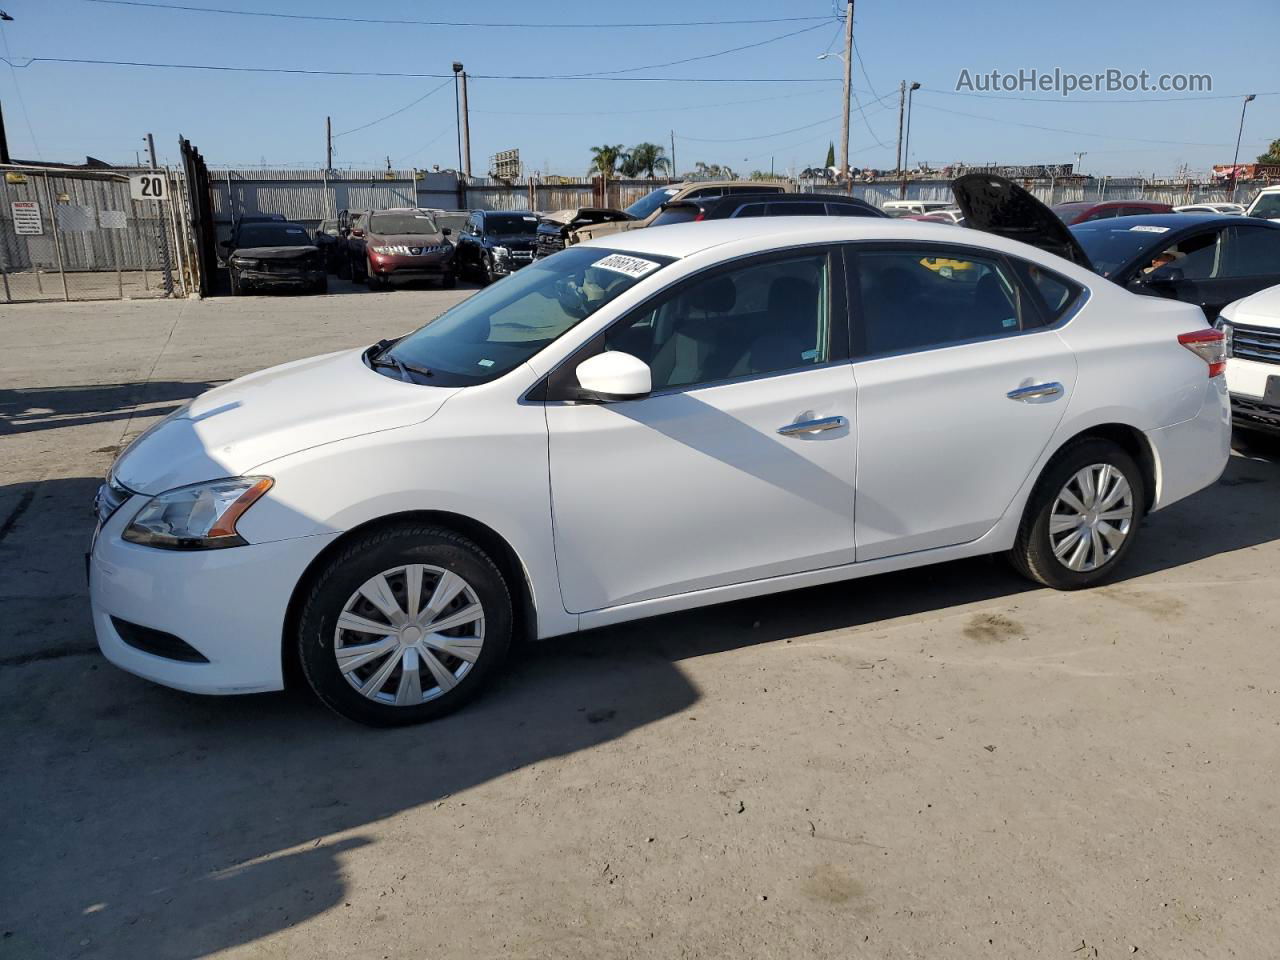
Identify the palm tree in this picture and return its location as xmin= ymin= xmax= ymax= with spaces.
xmin=588 ymin=144 xmax=626 ymax=178
xmin=625 ymin=142 xmax=671 ymax=179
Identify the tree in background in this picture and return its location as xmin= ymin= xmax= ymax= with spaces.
xmin=1258 ymin=139 xmax=1280 ymax=164
xmin=824 ymin=141 xmax=836 ymax=171
xmin=620 ymin=142 xmax=671 ymax=178
xmin=588 ymin=144 xmax=626 ymax=177
xmin=688 ymin=161 xmax=738 ymax=181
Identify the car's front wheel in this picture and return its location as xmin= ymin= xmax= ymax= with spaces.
xmin=1009 ymin=437 xmax=1146 ymax=590
xmin=297 ymin=524 xmax=513 ymax=726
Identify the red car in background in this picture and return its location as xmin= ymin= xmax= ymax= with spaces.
xmin=1051 ymin=199 xmax=1173 ymax=224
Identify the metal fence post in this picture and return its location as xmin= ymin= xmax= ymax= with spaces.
xmin=42 ymin=172 xmax=70 ymax=301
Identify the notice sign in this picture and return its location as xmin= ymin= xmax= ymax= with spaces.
xmin=129 ymin=172 xmax=168 ymax=202
xmin=11 ymin=201 xmax=42 ymax=235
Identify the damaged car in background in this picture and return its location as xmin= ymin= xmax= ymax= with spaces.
xmin=223 ymin=220 xmax=327 ymax=296
xmin=534 ymin=207 xmax=634 ymax=258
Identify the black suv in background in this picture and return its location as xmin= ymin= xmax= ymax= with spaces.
xmin=223 ymin=220 xmax=327 ymax=295
xmin=455 ymin=209 xmax=542 ymax=283
xmin=649 ymin=193 xmax=887 ymax=226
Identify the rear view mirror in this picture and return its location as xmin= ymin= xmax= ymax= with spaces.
xmin=575 ymin=351 xmax=651 ymax=402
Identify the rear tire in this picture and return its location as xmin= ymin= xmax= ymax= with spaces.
xmin=297 ymin=524 xmax=513 ymax=727
xmin=1009 ymin=437 xmax=1145 ymax=590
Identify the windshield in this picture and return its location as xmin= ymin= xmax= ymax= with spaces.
xmin=1249 ymin=193 xmax=1280 ymax=219
xmin=236 ymin=223 xmax=311 ymax=248
xmin=625 ymin=186 xmax=681 ymax=219
xmin=486 ymin=213 xmax=540 ymax=236
xmin=386 ymin=246 xmax=674 ymax=386
xmin=1070 ymin=221 xmax=1169 ymax=277
xmin=369 ymin=212 xmax=438 ymax=235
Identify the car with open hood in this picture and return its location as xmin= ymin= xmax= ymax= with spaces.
xmin=568 ymin=180 xmax=794 ymax=246
xmin=952 ymin=174 xmax=1280 ymax=321
xmin=350 ymin=209 xmax=457 ymax=290
xmin=534 ymin=207 xmax=635 ymax=258
xmin=455 ymin=209 xmax=542 ymax=283
xmin=91 ymin=215 xmax=1228 ymax=726
xmin=223 ymin=220 xmax=327 ymax=296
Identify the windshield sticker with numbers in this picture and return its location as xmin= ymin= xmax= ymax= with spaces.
xmin=1129 ymin=225 xmax=1170 ymax=233
xmin=593 ymin=254 xmax=661 ymax=278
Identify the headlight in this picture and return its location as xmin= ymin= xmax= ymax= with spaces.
xmin=1214 ymin=317 xmax=1233 ymax=357
xmin=231 ymin=257 xmax=259 ymax=268
xmin=123 ymin=477 xmax=273 ymax=550
xmin=492 ymin=245 xmax=510 ymax=258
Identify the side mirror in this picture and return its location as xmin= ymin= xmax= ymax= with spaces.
xmin=441 ymin=227 xmax=452 ymax=236
xmin=574 ymin=351 xmax=651 ymax=402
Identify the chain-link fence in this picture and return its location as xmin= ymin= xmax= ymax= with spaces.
xmin=0 ymin=167 xmax=186 ymax=302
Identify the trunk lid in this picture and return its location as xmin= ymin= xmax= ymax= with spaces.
xmin=951 ymin=174 xmax=1095 ymax=271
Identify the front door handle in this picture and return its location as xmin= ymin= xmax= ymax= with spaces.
xmin=777 ymin=415 xmax=848 ymax=436
xmin=1006 ymin=382 xmax=1064 ymax=403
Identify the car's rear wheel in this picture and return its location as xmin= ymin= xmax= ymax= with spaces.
xmin=297 ymin=524 xmax=513 ymax=726
xmin=1009 ymin=437 xmax=1145 ymax=590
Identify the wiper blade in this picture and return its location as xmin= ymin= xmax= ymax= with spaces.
xmin=368 ymin=347 xmax=433 ymax=382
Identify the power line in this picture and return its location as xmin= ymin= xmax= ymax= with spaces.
xmin=549 ymin=21 xmax=832 ymax=78
xmin=2 ymin=56 xmax=842 ymax=83
xmin=912 ymin=96 xmax=1249 ymax=148
xmin=471 ymin=89 xmax=828 ymax=118
xmin=82 ymin=0 xmax=834 ymax=29
xmin=333 ymin=77 xmax=451 ymax=137
xmin=927 ymin=87 xmax=1280 ymax=105
xmin=678 ymin=115 xmax=842 ymax=144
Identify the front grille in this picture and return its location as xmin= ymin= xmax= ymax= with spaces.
xmin=536 ymin=236 xmax=565 ymax=258
xmin=1232 ymin=395 xmax=1280 ymax=432
xmin=111 ymin=617 xmax=209 ymax=663
xmin=1231 ymin=322 xmax=1280 ymax=365
xmin=94 ymin=475 xmax=132 ymax=525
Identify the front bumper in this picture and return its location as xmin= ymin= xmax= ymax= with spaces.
xmin=369 ymin=252 xmax=455 ymax=279
xmin=89 ymin=500 xmax=341 ymax=695
xmin=1223 ymin=355 xmax=1280 ymax=434
xmin=490 ymin=250 xmax=535 ymax=276
xmin=237 ymin=267 xmax=325 ymax=288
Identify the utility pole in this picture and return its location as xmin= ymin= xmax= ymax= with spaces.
xmin=325 ymin=116 xmax=332 ymax=171
xmin=670 ymin=129 xmax=677 ymax=182
xmin=894 ymin=81 xmax=905 ymax=174
xmin=146 ymin=131 xmax=158 ymax=168
xmin=899 ymin=82 xmax=920 ymax=198
xmin=452 ymin=62 xmax=472 ymax=179
xmin=838 ymin=0 xmax=854 ymax=181
xmin=0 ymin=100 xmax=9 ymax=165
xmin=1229 ymin=93 xmax=1257 ymax=201
xmin=1073 ymin=150 xmax=1086 ymax=174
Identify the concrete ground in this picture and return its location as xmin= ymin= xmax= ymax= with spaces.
xmin=2 ymin=280 xmax=1280 ymax=960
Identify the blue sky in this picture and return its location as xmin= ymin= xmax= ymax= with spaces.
xmin=0 ymin=0 xmax=1277 ymax=176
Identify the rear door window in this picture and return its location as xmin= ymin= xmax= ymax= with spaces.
xmin=766 ymin=201 xmax=827 ymax=216
xmin=1219 ymin=225 xmax=1280 ymax=277
xmin=849 ymin=245 xmax=1032 ymax=357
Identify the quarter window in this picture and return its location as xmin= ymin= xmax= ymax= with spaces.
xmin=1220 ymin=226 xmax=1280 ymax=277
xmin=604 ymin=252 xmax=833 ymax=391
xmin=851 ymin=247 xmax=1030 ymax=356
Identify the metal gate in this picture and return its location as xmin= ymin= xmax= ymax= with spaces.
xmin=0 ymin=166 xmax=188 ymax=302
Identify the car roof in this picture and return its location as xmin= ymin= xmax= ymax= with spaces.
xmin=1071 ymin=212 xmax=1241 ymax=229
xmin=581 ymin=215 xmax=1097 ymax=278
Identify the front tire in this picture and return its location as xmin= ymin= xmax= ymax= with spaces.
xmin=297 ymin=524 xmax=513 ymax=726
xmin=1009 ymin=437 xmax=1146 ymax=590
xmin=229 ymin=268 xmax=242 ymax=296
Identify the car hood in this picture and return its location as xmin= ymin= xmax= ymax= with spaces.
xmin=232 ymin=245 xmax=319 ymax=259
xmin=112 ymin=348 xmax=457 ymax=495
xmin=951 ymin=174 xmax=1095 ymax=271
xmin=1222 ymin=282 xmax=1280 ymax=329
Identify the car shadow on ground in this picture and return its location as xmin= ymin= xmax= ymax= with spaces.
xmin=2 ymin=448 xmax=1278 ymax=958
xmin=0 ymin=380 xmax=223 ymax=438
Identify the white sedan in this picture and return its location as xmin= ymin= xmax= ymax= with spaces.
xmin=90 ymin=218 xmax=1230 ymax=725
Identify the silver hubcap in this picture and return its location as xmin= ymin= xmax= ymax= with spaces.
xmin=1049 ymin=463 xmax=1134 ymax=573
xmin=334 ymin=564 xmax=485 ymax=706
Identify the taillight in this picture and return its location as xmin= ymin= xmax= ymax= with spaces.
xmin=694 ymin=212 xmax=706 ymax=222
xmin=1178 ymin=329 xmax=1227 ymax=378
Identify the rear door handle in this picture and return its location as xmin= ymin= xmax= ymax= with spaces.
xmin=1006 ymin=382 xmax=1064 ymax=403
xmin=777 ymin=415 xmax=848 ymax=436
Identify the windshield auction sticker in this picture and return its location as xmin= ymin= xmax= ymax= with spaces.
xmin=593 ymin=253 xmax=661 ymax=278
xmin=1128 ymin=225 xmax=1170 ymax=233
